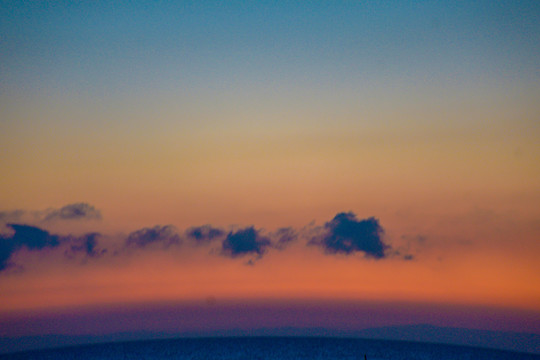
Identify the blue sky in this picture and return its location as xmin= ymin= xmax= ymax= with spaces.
xmin=2 ymin=1 xmax=539 ymax=99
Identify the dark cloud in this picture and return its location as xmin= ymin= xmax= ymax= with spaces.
xmin=221 ymin=227 xmax=271 ymax=259
xmin=0 ymin=209 xmax=398 ymax=271
xmin=186 ymin=225 xmax=225 ymax=244
xmin=272 ymin=227 xmax=298 ymax=250
xmin=0 ymin=224 xmax=61 ymax=271
xmin=0 ymin=224 xmax=108 ymax=272
xmin=65 ymin=233 xmax=106 ymax=258
xmin=310 ymin=212 xmax=388 ymax=259
xmin=44 ymin=203 xmax=102 ymax=221
xmin=125 ymin=225 xmax=181 ymax=249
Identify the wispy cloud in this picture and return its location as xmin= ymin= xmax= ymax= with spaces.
xmin=0 ymin=210 xmax=26 ymax=224
xmin=43 ymin=203 xmax=102 ymax=222
xmin=0 ymin=203 xmax=102 ymax=227
xmin=125 ymin=225 xmax=181 ymax=249
xmin=271 ymin=227 xmax=298 ymax=250
xmin=64 ymin=233 xmax=107 ymax=259
xmin=185 ymin=225 xmax=225 ymax=245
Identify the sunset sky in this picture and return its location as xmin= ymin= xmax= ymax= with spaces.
xmin=1 ymin=0 xmax=539 ymax=349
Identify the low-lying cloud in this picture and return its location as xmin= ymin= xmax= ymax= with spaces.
xmin=125 ymin=225 xmax=181 ymax=249
xmin=0 ymin=203 xmax=102 ymax=227
xmin=0 ymin=211 xmax=402 ymax=273
xmin=44 ymin=203 xmax=102 ymax=222
xmin=186 ymin=225 xmax=225 ymax=245
xmin=309 ymin=212 xmax=388 ymax=259
xmin=0 ymin=224 xmax=105 ymax=271
xmin=221 ymin=227 xmax=272 ymax=259
xmin=65 ymin=233 xmax=107 ymax=258
xmin=0 ymin=224 xmax=60 ymax=271
xmin=272 ymin=227 xmax=298 ymax=250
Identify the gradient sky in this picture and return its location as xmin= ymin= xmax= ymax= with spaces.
xmin=1 ymin=0 xmax=540 ymax=349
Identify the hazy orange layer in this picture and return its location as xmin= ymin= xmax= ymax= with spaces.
xmin=1 ymin=89 xmax=539 ymax=231
xmin=1 ymin=240 xmax=538 ymax=313
xmin=1 ymin=85 xmax=539 ymax=316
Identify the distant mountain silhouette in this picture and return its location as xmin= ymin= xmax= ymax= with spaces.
xmin=353 ymin=324 xmax=539 ymax=354
xmin=1 ymin=324 xmax=538 ymax=354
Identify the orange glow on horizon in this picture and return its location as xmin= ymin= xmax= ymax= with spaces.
xmin=1 ymin=241 xmax=538 ymax=313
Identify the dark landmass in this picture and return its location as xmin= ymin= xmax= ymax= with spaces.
xmin=0 ymin=324 xmax=538 ymax=354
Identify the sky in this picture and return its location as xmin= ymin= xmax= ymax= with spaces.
xmin=1 ymin=0 xmax=540 ymax=352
